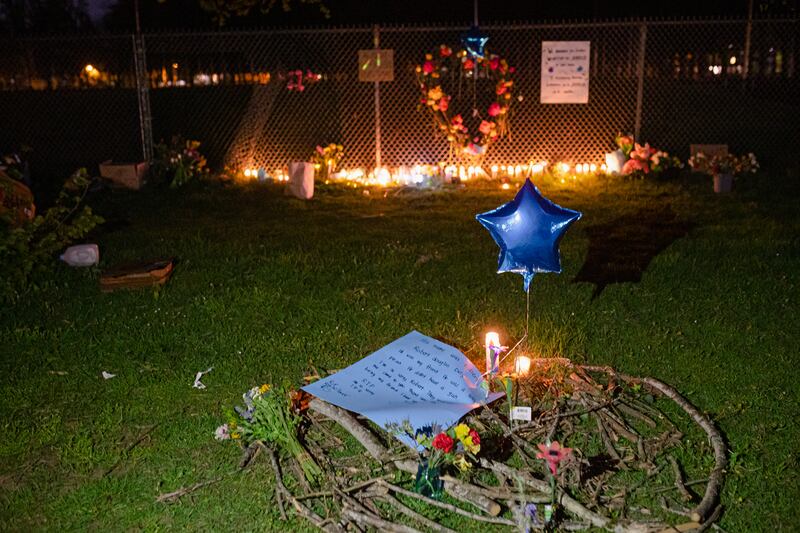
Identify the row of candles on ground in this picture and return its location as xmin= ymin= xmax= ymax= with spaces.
xmin=240 ymin=160 xmax=609 ymax=187
xmin=485 ymin=331 xmax=532 ymax=376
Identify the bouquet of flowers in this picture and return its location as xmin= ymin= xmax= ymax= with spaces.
xmin=388 ymin=420 xmax=481 ymax=498
xmin=688 ymin=152 xmax=758 ymax=176
xmin=615 ymin=133 xmax=635 ymax=157
xmin=310 ymin=143 xmax=344 ymax=178
xmin=621 ymin=142 xmax=681 ymax=177
xmin=216 ymin=383 xmax=322 ymax=484
xmin=153 ymin=136 xmax=208 ymax=188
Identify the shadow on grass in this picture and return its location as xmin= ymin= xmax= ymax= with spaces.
xmin=573 ymin=205 xmax=695 ymax=299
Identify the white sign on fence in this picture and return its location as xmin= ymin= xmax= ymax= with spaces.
xmin=540 ymin=41 xmax=591 ymax=104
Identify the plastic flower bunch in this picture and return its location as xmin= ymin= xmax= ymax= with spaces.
xmin=390 ymin=420 xmax=481 ymax=472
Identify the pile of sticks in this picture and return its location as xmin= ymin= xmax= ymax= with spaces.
xmin=164 ymin=362 xmax=728 ymax=532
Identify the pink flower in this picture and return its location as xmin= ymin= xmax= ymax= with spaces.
xmin=508 ymin=66 xmax=516 ymax=73
xmin=622 ymin=158 xmax=650 ymax=175
xmin=631 ymin=142 xmax=655 ymax=160
xmin=214 ymin=424 xmax=230 ymax=441
xmin=479 ymin=120 xmax=493 ymax=135
xmin=536 ymin=441 xmax=572 ymax=476
xmin=488 ymin=103 xmax=501 ymax=117
xmin=423 ymin=61 xmax=434 ymax=74
xmin=316 ymin=145 xmax=325 ymax=155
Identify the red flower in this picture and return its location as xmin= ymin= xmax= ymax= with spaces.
xmin=496 ymin=85 xmax=507 ymax=96
xmin=432 ymin=433 xmax=454 ymax=453
xmin=488 ymin=103 xmax=501 ymax=117
xmin=536 ymin=441 xmax=572 ymax=476
xmin=479 ymin=120 xmax=493 ymax=135
xmin=439 ymin=96 xmax=449 ymax=112
xmin=489 ymin=57 xmax=499 ymax=70
xmin=464 ymin=58 xmax=475 ymax=70
xmin=439 ymin=45 xmax=452 ymax=57
xmin=423 ymin=61 xmax=434 ymax=74
xmin=469 ymin=429 xmax=480 ymax=446
xmin=509 ymin=66 xmax=516 ymax=73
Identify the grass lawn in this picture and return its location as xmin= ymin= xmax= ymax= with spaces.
xmin=1 ymin=173 xmax=798 ymax=531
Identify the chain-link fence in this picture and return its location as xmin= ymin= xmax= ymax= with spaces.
xmin=1 ymin=18 xmax=797 ymax=184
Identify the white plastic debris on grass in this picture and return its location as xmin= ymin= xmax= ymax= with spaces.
xmin=101 ymin=371 xmax=116 ymax=379
xmin=193 ymin=367 xmax=213 ymax=389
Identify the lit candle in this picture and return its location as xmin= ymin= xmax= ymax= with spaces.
xmin=485 ymin=332 xmax=500 ymax=375
xmin=514 ymin=355 xmax=531 ymax=376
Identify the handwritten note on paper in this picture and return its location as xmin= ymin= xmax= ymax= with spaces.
xmin=302 ymin=331 xmax=504 ymax=447
xmin=540 ymin=41 xmax=591 ymax=104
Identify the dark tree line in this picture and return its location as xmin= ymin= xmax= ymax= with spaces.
xmin=1 ymin=0 xmax=797 ymax=35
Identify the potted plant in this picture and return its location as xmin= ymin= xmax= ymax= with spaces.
xmin=688 ymin=152 xmax=758 ymax=193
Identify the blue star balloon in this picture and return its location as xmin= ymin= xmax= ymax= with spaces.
xmin=462 ymin=26 xmax=489 ymax=59
xmin=476 ymin=179 xmax=582 ymax=291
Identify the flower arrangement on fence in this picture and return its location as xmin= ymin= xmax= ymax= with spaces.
xmin=216 ymin=383 xmax=322 ymax=484
xmin=688 ymin=152 xmax=758 ymax=176
xmin=416 ymin=44 xmax=517 ymax=160
xmin=153 ymin=136 xmax=208 ymax=188
xmin=284 ymin=69 xmax=322 ymax=92
xmin=310 ymin=143 xmax=344 ymax=178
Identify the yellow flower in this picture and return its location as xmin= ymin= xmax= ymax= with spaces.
xmin=415 ymin=66 xmax=422 ymax=73
xmin=425 ymin=53 xmax=433 ymax=60
xmin=259 ymin=384 xmax=271 ymax=394
xmin=463 ymin=435 xmax=480 ymax=455
xmin=427 ymin=86 xmax=443 ymax=101
xmin=231 ymin=432 xmax=241 ymax=440
xmin=454 ymin=423 xmax=470 ymax=441
xmin=453 ymin=455 xmax=471 ymax=472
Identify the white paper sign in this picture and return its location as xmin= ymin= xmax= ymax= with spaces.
xmin=540 ymin=41 xmax=590 ymax=104
xmin=511 ymin=406 xmax=532 ymax=421
xmin=302 ymin=331 xmax=504 ymax=448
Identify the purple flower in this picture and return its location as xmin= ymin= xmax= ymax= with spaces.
xmin=524 ymin=503 xmax=539 ymax=532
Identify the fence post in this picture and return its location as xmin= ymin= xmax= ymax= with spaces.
xmin=133 ymin=33 xmax=154 ymax=162
xmin=743 ymin=0 xmax=753 ymax=79
xmin=633 ymin=21 xmax=647 ymax=142
xmin=372 ymin=24 xmax=382 ymax=170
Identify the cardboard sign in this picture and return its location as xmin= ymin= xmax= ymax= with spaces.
xmin=358 ymin=49 xmax=394 ymax=82
xmin=302 ymin=331 xmax=503 ymax=448
xmin=540 ymin=41 xmax=590 ymax=104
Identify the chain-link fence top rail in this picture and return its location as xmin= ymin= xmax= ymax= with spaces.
xmin=0 ymin=19 xmax=797 ymax=179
